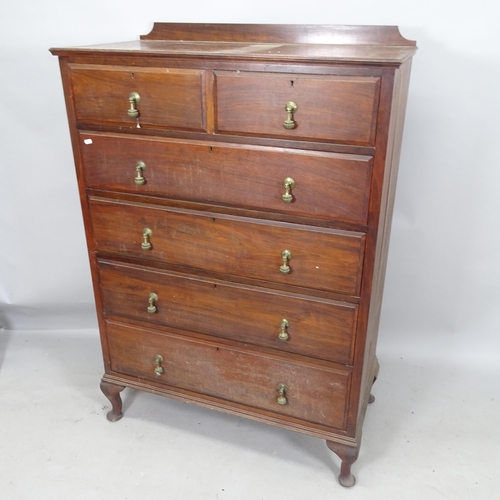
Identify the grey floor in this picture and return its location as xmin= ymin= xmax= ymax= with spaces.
xmin=0 ymin=328 xmax=498 ymax=499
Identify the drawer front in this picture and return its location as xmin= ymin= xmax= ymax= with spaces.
xmin=89 ymin=199 xmax=365 ymax=296
xmin=80 ymin=132 xmax=372 ymax=225
xmin=107 ymin=321 xmax=350 ymax=429
xmin=98 ymin=261 xmax=358 ymax=365
xmin=69 ymin=64 xmax=206 ymax=131
xmin=215 ymin=71 xmax=381 ymax=145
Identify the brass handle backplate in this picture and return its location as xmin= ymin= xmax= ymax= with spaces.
xmin=282 ymin=177 xmax=295 ymax=203
xmin=276 ymin=383 xmax=288 ymax=405
xmin=154 ymin=354 xmax=164 ymax=375
xmin=128 ymin=91 xmax=140 ymax=118
xmin=134 ymin=161 xmax=146 ymax=185
xmin=142 ymin=228 xmax=152 ymax=250
xmin=280 ymin=249 xmax=292 ymax=274
xmin=283 ymin=101 xmax=297 ymax=130
xmin=278 ymin=319 xmax=290 ymax=341
xmin=147 ymin=292 xmax=158 ymax=314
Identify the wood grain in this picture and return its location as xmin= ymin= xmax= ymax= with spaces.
xmin=70 ymin=64 xmax=206 ymax=131
xmin=89 ymin=197 xmax=365 ymax=296
xmin=80 ymin=131 xmax=373 ymax=224
xmin=140 ymin=23 xmax=416 ymax=46
xmin=106 ymin=320 xmax=350 ymax=430
xmin=98 ymin=260 xmax=358 ymax=365
xmin=215 ymin=71 xmax=380 ymax=146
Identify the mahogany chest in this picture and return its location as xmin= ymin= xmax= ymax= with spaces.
xmin=51 ymin=24 xmax=416 ymax=487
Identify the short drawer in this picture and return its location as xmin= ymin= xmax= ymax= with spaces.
xmin=89 ymin=199 xmax=365 ymax=296
xmin=98 ymin=260 xmax=358 ymax=365
xmin=80 ymin=131 xmax=372 ymax=225
xmin=69 ymin=64 xmax=206 ymax=131
xmin=106 ymin=321 xmax=350 ymax=430
xmin=215 ymin=71 xmax=380 ymax=145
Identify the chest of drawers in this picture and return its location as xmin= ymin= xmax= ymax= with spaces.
xmin=51 ymin=24 xmax=416 ymax=487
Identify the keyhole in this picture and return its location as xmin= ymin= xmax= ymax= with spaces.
xmin=131 ymin=72 xmax=135 ymax=79
xmin=291 ymin=80 xmax=294 ymax=87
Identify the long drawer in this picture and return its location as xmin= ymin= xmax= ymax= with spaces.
xmin=106 ymin=320 xmax=350 ymax=430
xmin=80 ymin=132 xmax=372 ymax=225
xmin=98 ymin=260 xmax=358 ymax=365
xmin=215 ymin=71 xmax=381 ymax=145
xmin=69 ymin=64 xmax=206 ymax=131
xmin=89 ymin=198 xmax=366 ymax=296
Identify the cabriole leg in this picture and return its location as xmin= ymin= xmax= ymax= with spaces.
xmin=369 ymin=357 xmax=381 ymax=404
xmin=100 ymin=381 xmax=125 ymax=422
xmin=326 ymin=440 xmax=359 ymax=487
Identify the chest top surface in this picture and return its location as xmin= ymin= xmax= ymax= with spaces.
xmin=50 ymin=23 xmax=417 ymax=64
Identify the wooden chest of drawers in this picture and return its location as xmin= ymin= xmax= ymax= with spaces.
xmin=51 ymin=24 xmax=416 ymax=487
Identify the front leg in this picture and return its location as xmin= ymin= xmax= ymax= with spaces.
xmin=326 ymin=440 xmax=359 ymax=487
xmin=100 ymin=381 xmax=125 ymax=422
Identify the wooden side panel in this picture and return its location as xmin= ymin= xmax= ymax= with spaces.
xmin=215 ymin=72 xmax=380 ymax=146
xmin=356 ymin=60 xmax=415 ymax=431
xmin=106 ymin=320 xmax=350 ymax=430
xmin=98 ymin=260 xmax=358 ymax=365
xmin=89 ymin=198 xmax=366 ymax=296
xmin=69 ymin=64 xmax=206 ymax=131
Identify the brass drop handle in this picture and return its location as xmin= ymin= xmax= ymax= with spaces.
xmin=128 ymin=91 xmax=141 ymax=118
xmin=142 ymin=228 xmax=152 ymax=250
xmin=154 ymin=354 xmax=164 ymax=375
xmin=282 ymin=177 xmax=295 ymax=203
xmin=283 ymin=101 xmax=297 ymax=130
xmin=134 ymin=161 xmax=146 ymax=185
xmin=280 ymin=249 xmax=292 ymax=274
xmin=276 ymin=383 xmax=289 ymax=405
xmin=147 ymin=292 xmax=158 ymax=314
xmin=278 ymin=319 xmax=290 ymax=341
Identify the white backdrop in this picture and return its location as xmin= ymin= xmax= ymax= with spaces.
xmin=1 ymin=1 xmax=499 ymax=365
